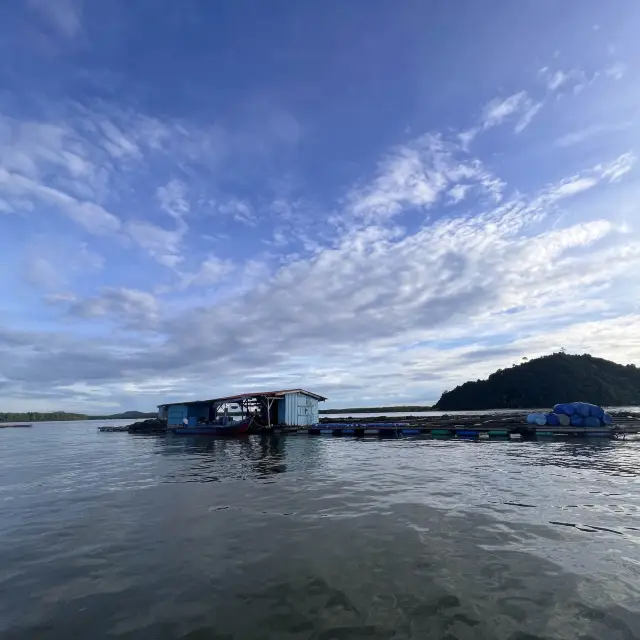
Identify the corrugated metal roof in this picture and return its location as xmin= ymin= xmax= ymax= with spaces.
xmin=158 ymin=388 xmax=327 ymax=408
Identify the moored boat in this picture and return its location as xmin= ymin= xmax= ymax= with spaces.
xmin=170 ymin=417 xmax=252 ymax=436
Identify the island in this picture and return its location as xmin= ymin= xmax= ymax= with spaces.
xmin=435 ymin=352 xmax=640 ymax=410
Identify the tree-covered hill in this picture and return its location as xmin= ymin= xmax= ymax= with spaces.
xmin=435 ymin=353 xmax=640 ymax=410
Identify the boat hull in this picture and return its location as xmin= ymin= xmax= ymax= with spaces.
xmin=170 ymin=420 xmax=251 ymax=436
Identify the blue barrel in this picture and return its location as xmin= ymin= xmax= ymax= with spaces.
xmin=554 ymin=403 xmax=575 ymax=416
xmin=570 ymin=414 xmax=583 ymax=426
xmin=573 ymin=402 xmax=590 ymax=418
xmin=557 ymin=414 xmax=570 ymax=426
xmin=546 ymin=413 xmax=560 ymax=426
xmin=588 ymin=404 xmax=605 ymax=419
xmin=584 ymin=416 xmax=601 ymax=428
xmin=602 ymin=413 xmax=613 ymax=425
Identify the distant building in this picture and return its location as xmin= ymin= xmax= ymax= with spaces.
xmin=158 ymin=389 xmax=327 ymax=427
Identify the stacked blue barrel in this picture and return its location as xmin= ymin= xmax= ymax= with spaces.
xmin=527 ymin=402 xmax=613 ymax=428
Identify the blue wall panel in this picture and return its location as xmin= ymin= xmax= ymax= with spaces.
xmin=167 ymin=405 xmax=188 ymax=426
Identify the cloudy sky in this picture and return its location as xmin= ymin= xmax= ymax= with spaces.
xmin=1 ymin=1 xmax=639 ymax=412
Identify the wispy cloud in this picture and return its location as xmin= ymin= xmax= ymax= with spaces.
xmin=125 ymin=219 xmax=186 ymax=267
xmin=555 ymin=122 xmax=632 ymax=147
xmin=539 ymin=67 xmax=588 ymax=93
xmin=447 ymin=184 xmax=471 ymax=204
xmin=596 ymin=152 xmax=636 ymax=182
xmin=177 ymin=256 xmax=235 ymax=290
xmin=0 ymin=168 xmax=120 ymax=234
xmin=157 ymin=180 xmax=190 ymax=220
xmin=605 ymin=63 xmax=626 ymax=80
xmin=514 ymin=101 xmax=543 ymax=133
xmin=347 ymin=134 xmax=503 ymax=223
xmin=217 ymin=197 xmax=256 ymax=226
xmin=543 ymin=153 xmax=635 ymax=201
xmin=481 ymin=91 xmax=543 ymax=133
xmin=550 ymin=176 xmax=598 ymax=198
xmin=66 ymin=287 xmax=159 ymax=326
xmin=482 ymin=92 xmax=527 ymax=128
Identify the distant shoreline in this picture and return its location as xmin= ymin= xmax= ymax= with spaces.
xmin=0 ymin=412 xmax=157 ymax=423
xmin=321 ymin=405 xmax=640 ymax=414
xmin=320 ymin=406 xmax=435 ymax=414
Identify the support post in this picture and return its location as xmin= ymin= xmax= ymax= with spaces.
xmin=267 ymin=397 xmax=273 ymax=430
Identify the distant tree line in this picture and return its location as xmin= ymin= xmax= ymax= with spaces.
xmin=0 ymin=410 xmax=157 ymax=422
xmin=435 ymin=353 xmax=640 ymax=410
xmin=320 ymin=405 xmax=434 ymax=414
xmin=0 ymin=412 xmax=88 ymax=422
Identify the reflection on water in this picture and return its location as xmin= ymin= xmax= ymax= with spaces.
xmin=156 ymin=433 xmax=328 ymax=483
xmin=0 ymin=421 xmax=639 ymax=639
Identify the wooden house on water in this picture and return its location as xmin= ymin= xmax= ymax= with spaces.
xmin=158 ymin=389 xmax=327 ymax=429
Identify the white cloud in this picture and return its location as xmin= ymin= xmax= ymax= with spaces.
xmin=481 ymin=91 xmax=542 ymax=133
xmin=97 ymin=120 xmax=140 ymax=159
xmin=0 ymin=112 xmax=93 ymax=181
xmin=217 ymin=197 xmax=256 ymax=226
xmin=514 ymin=101 xmax=543 ymax=133
xmin=447 ymin=184 xmax=471 ymax=204
xmin=555 ymin=122 xmax=632 ymax=147
xmin=458 ymin=127 xmax=479 ymax=150
xmin=482 ymin=92 xmax=528 ymax=128
xmin=0 ymin=168 xmax=120 ymax=234
xmin=605 ymin=63 xmax=626 ymax=80
xmin=547 ymin=70 xmax=569 ymax=91
xmin=347 ymin=134 xmax=503 ymax=223
xmin=596 ymin=152 xmax=636 ymax=182
xmin=157 ymin=179 xmax=189 ymax=220
xmin=539 ymin=67 xmax=588 ymax=93
xmin=68 ymin=288 xmax=159 ymax=325
xmin=125 ymin=218 xmax=186 ymax=267
xmin=177 ymin=256 xmax=234 ymax=289
xmin=550 ymin=176 xmax=598 ymax=198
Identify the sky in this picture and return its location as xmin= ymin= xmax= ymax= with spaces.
xmin=1 ymin=1 xmax=639 ymax=412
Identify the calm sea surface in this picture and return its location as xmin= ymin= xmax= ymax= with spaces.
xmin=1 ymin=420 xmax=639 ymax=639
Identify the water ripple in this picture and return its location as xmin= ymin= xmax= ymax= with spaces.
xmin=1 ymin=421 xmax=639 ymax=638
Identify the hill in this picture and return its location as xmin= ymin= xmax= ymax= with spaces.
xmin=435 ymin=353 xmax=640 ymax=410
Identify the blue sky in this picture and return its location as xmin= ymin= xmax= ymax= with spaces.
xmin=1 ymin=1 xmax=639 ymax=412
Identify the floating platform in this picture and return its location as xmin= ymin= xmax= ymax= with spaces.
xmin=298 ymin=420 xmax=634 ymax=439
xmin=96 ymin=412 xmax=639 ymax=440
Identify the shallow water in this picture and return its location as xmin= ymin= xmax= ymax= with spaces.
xmin=1 ymin=421 xmax=639 ymax=639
